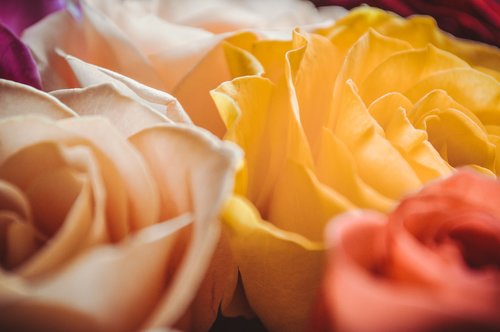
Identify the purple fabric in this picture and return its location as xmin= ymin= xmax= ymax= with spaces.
xmin=0 ymin=22 xmax=42 ymax=89
xmin=0 ymin=0 xmax=65 ymax=36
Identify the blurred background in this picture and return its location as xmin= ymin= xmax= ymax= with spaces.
xmin=311 ymin=0 xmax=500 ymax=47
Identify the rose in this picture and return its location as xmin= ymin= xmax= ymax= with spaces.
xmin=209 ymin=6 xmax=500 ymax=331
xmin=311 ymin=0 xmax=500 ymax=48
xmin=0 ymin=55 xmax=241 ymax=330
xmin=313 ymin=170 xmax=500 ymax=332
xmin=21 ymin=0 xmax=341 ymax=137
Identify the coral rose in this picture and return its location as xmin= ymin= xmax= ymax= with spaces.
xmin=313 ymin=170 xmax=500 ymax=332
xmin=0 ymin=55 xmax=241 ymax=330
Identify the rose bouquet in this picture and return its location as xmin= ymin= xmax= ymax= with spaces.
xmin=0 ymin=0 xmax=499 ymax=331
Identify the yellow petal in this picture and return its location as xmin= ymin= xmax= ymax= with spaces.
xmin=212 ymin=75 xmax=313 ymax=212
xmin=359 ymin=44 xmax=469 ymax=105
xmin=405 ymin=68 xmax=500 ymax=122
xmin=267 ymin=160 xmax=353 ymax=241
xmin=488 ymin=135 xmax=500 ymax=174
xmin=251 ymin=39 xmax=292 ymax=83
xmin=377 ymin=14 xmax=500 ymax=73
xmin=222 ymin=195 xmax=324 ymax=332
xmin=287 ymin=29 xmax=338 ymax=156
xmin=172 ymin=32 xmax=258 ymax=137
xmin=223 ymin=36 xmax=263 ymax=78
xmin=211 ymin=76 xmax=274 ymax=203
xmin=335 ymin=29 xmax=411 ymax=88
xmin=315 ymin=6 xmax=393 ymax=59
xmin=368 ymin=92 xmax=451 ymax=182
xmin=330 ymin=80 xmax=422 ymax=199
xmin=409 ymin=89 xmax=480 ymax=127
xmin=318 ymin=7 xmax=500 ymax=74
xmin=316 ymin=128 xmax=394 ymax=212
xmin=422 ymin=108 xmax=495 ymax=169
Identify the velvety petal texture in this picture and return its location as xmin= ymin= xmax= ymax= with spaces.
xmin=315 ymin=170 xmax=500 ymax=332
xmin=0 ymin=55 xmax=241 ymax=330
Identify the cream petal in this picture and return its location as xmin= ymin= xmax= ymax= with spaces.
xmin=0 ymin=79 xmax=77 ymax=119
xmin=0 ymin=117 xmax=112 ymax=245
xmin=52 ymin=83 xmax=172 ymax=137
xmin=86 ymin=0 xmax=213 ymax=56
xmin=25 ymin=214 xmax=192 ymax=331
xmin=129 ymin=124 xmax=241 ymax=327
xmin=0 ymin=180 xmax=31 ymax=221
xmin=16 ymin=171 xmax=93 ymax=279
xmin=59 ymin=117 xmax=160 ymax=233
xmin=60 ymin=53 xmax=191 ymax=124
xmin=0 ymin=141 xmax=104 ymax=276
xmin=22 ymin=3 xmax=165 ymax=91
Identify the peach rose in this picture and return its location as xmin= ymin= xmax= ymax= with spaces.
xmin=0 ymin=55 xmax=241 ymax=330
xmin=314 ymin=170 xmax=500 ymax=332
xmin=22 ymin=0 xmax=345 ymax=137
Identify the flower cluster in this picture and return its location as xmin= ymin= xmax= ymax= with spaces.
xmin=0 ymin=0 xmax=499 ymax=331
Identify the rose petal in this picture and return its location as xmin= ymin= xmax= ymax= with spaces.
xmin=22 ymin=4 xmax=165 ymax=91
xmin=222 ymin=195 xmax=325 ymax=332
xmin=368 ymin=92 xmax=452 ymax=181
xmin=59 ymin=117 xmax=160 ymax=234
xmin=316 ymin=127 xmax=394 ymax=211
xmin=172 ymin=32 xmax=259 ymax=137
xmin=358 ymin=45 xmax=469 ymax=105
xmin=0 ymin=79 xmax=76 ymax=119
xmin=330 ymin=80 xmax=422 ymax=198
xmin=59 ymin=53 xmax=191 ymax=124
xmin=317 ymin=172 xmax=500 ymax=332
xmin=129 ymin=124 xmax=241 ymax=327
xmin=52 ymin=83 xmax=172 ymax=137
xmin=267 ymin=160 xmax=353 ymax=241
xmin=0 ymin=214 xmax=192 ymax=331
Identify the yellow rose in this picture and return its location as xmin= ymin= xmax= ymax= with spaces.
xmin=23 ymin=0 xmax=343 ymax=137
xmin=0 ymin=56 xmax=241 ymax=331
xmin=210 ymin=6 xmax=500 ymax=331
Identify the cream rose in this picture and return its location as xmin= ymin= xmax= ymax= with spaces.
xmin=0 ymin=55 xmax=241 ymax=330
